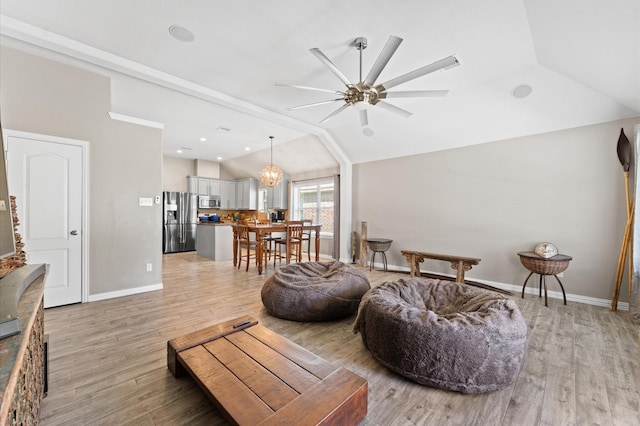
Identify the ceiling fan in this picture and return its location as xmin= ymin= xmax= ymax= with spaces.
xmin=276 ymin=35 xmax=461 ymax=127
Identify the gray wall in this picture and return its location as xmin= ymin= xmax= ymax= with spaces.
xmin=163 ymin=156 xmax=195 ymax=192
xmin=0 ymin=46 xmax=163 ymax=297
xmin=354 ymin=117 xmax=639 ymax=303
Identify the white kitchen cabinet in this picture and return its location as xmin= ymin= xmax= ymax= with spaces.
xmin=191 ymin=177 xmax=221 ymax=197
xmin=197 ymin=178 xmax=209 ymax=196
xmin=261 ymin=173 xmax=290 ymax=210
xmin=208 ymin=179 xmax=221 ymax=197
xmin=236 ymin=178 xmax=257 ymax=210
xmin=220 ymin=180 xmax=236 ymax=210
xmin=187 ymin=176 xmax=198 ymax=194
xmin=271 ymin=173 xmax=289 ymax=210
xmin=188 ymin=176 xmax=255 ymax=210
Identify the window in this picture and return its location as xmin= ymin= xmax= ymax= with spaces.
xmin=291 ymin=179 xmax=334 ymax=236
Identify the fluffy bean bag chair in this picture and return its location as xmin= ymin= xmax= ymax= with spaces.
xmin=261 ymin=261 xmax=370 ymax=321
xmin=353 ymin=278 xmax=528 ymax=394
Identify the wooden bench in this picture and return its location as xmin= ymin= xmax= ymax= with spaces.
xmin=167 ymin=315 xmax=368 ymax=426
xmin=401 ymin=250 xmax=481 ymax=283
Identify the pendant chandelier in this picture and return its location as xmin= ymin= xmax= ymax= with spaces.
xmin=259 ymin=136 xmax=283 ymax=187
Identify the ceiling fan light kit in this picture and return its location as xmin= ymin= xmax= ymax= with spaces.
xmin=277 ymin=35 xmax=461 ymax=127
xmin=259 ymin=136 xmax=283 ymax=187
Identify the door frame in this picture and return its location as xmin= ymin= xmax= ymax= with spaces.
xmin=4 ymin=129 xmax=90 ymax=303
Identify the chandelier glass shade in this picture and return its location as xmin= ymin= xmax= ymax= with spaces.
xmin=260 ymin=136 xmax=283 ymax=187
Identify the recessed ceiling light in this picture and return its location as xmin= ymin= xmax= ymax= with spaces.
xmin=216 ymin=156 xmax=222 ymax=161
xmin=176 ymin=149 xmax=183 ymax=154
xmin=168 ymin=25 xmax=195 ymax=42
xmin=363 ymin=127 xmax=374 ymax=137
xmin=245 ymin=147 xmax=251 ymax=151
xmin=512 ymin=84 xmax=533 ymax=99
xmin=200 ymin=137 xmax=207 ymax=142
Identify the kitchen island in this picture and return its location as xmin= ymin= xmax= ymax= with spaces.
xmin=196 ymin=223 xmax=234 ymax=261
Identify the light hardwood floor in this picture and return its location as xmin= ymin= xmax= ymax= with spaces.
xmin=39 ymin=252 xmax=640 ymax=425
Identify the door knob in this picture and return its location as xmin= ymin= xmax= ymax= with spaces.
xmin=70 ymin=230 xmax=79 ymax=235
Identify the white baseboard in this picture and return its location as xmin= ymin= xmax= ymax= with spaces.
xmin=88 ymin=282 xmax=163 ymax=302
xmin=475 ymin=277 xmax=629 ymax=311
xmin=367 ymin=262 xmax=630 ymax=311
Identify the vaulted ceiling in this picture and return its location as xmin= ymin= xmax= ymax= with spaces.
xmin=1 ymin=0 xmax=638 ymax=176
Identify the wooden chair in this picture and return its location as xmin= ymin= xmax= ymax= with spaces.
xmin=274 ymin=221 xmax=304 ymax=266
xmin=301 ymin=219 xmax=313 ymax=261
xmin=232 ymin=223 xmax=239 ymax=267
xmin=236 ymin=222 xmax=267 ymax=272
xmin=257 ymin=218 xmax=280 ymax=260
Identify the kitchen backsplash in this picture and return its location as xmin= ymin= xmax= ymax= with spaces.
xmin=198 ymin=209 xmax=288 ymax=222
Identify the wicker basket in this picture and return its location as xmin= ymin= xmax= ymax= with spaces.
xmin=366 ymin=239 xmax=393 ymax=252
xmin=519 ymin=255 xmax=569 ymax=275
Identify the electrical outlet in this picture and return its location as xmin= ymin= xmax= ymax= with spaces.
xmin=0 ymin=200 xmax=5 ymax=211
xmin=146 ymin=263 xmax=152 ymax=272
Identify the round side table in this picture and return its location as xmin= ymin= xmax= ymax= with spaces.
xmin=518 ymin=251 xmax=572 ymax=307
xmin=367 ymin=239 xmax=393 ymax=271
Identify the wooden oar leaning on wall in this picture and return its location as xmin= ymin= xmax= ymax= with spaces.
xmin=611 ymin=128 xmax=633 ymax=311
xmin=359 ymin=221 xmax=368 ymax=267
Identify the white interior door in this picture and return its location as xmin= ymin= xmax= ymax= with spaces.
xmin=6 ymin=133 xmax=85 ymax=308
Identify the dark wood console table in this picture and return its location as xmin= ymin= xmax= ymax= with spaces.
xmin=518 ymin=251 xmax=572 ymax=307
xmin=401 ymin=250 xmax=481 ymax=283
xmin=0 ymin=264 xmax=48 ymax=425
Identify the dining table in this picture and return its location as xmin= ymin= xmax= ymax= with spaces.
xmin=232 ymin=222 xmax=322 ymax=274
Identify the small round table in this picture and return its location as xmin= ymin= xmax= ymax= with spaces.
xmin=367 ymin=239 xmax=393 ymax=271
xmin=518 ymin=251 xmax=572 ymax=307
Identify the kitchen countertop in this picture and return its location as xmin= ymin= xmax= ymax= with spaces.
xmin=197 ymin=222 xmax=232 ymax=226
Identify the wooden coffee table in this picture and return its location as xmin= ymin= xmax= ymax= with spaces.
xmin=167 ymin=315 xmax=368 ymax=426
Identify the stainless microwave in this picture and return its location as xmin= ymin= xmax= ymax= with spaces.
xmin=198 ymin=195 xmax=221 ymax=209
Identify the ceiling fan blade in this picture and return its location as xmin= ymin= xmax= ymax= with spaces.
xmin=381 ymin=90 xmax=449 ymax=99
xmin=320 ymin=103 xmax=350 ymax=124
xmin=287 ymin=99 xmax=343 ymax=111
xmin=363 ymin=35 xmax=403 ymax=86
xmin=374 ymin=100 xmax=413 ymax=118
xmin=310 ymin=48 xmax=353 ymax=87
xmin=359 ymin=109 xmax=368 ymax=127
xmin=275 ymin=83 xmax=344 ymax=95
xmin=378 ymin=55 xmax=461 ymax=91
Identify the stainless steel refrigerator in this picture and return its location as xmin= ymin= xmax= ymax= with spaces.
xmin=163 ymin=192 xmax=198 ymax=253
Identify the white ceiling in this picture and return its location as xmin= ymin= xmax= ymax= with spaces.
xmin=0 ymin=0 xmax=638 ymax=176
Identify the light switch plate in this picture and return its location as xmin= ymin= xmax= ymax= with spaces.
xmin=139 ymin=197 xmax=153 ymax=207
xmin=155 ymin=195 xmax=161 ymax=204
xmin=0 ymin=200 xmax=6 ymax=211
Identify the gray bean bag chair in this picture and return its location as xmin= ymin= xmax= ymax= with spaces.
xmin=353 ymin=278 xmax=528 ymax=394
xmin=261 ymin=261 xmax=370 ymax=321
